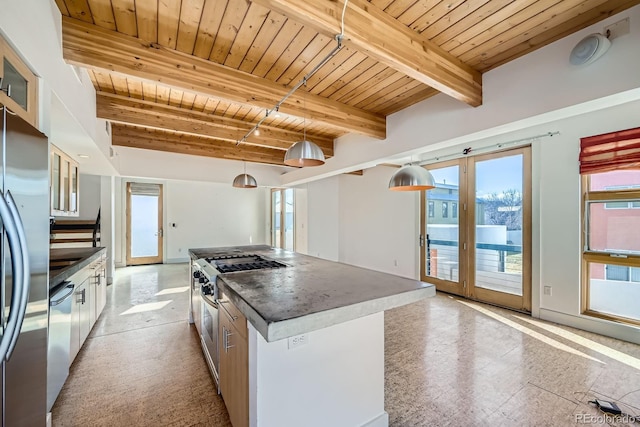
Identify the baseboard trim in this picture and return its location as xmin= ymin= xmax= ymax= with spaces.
xmin=165 ymin=257 xmax=190 ymax=264
xmin=539 ymin=308 xmax=640 ymax=345
xmin=361 ymin=411 xmax=389 ymax=427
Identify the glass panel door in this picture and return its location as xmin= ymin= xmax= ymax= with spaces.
xmin=418 ymin=147 xmax=531 ymax=312
xmin=420 ymin=161 xmax=465 ymax=295
xmin=272 ymin=189 xmax=281 ymax=248
xmin=271 ymin=188 xmax=295 ymax=251
xmin=126 ymin=182 xmax=163 ymax=265
xmin=469 ymin=148 xmax=531 ymax=311
xmin=284 ymin=188 xmax=295 ymax=251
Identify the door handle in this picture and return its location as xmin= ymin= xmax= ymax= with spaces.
xmin=0 ymin=189 xmax=29 ymax=361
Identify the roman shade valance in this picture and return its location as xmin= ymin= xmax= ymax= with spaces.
xmin=579 ymin=126 xmax=640 ymax=175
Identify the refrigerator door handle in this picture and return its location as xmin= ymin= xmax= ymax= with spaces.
xmin=5 ymin=190 xmax=30 ymax=360
xmin=0 ymin=190 xmax=26 ymax=361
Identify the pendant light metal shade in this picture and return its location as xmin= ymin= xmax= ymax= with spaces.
xmin=388 ymin=165 xmax=435 ymax=191
xmin=284 ymin=140 xmax=326 ymax=167
xmin=232 ymin=173 xmax=257 ymax=188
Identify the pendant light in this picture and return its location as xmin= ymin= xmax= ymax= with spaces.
xmin=284 ymin=82 xmax=325 ymax=167
xmin=388 ymin=164 xmax=435 ymax=191
xmin=232 ymin=162 xmax=257 ymax=188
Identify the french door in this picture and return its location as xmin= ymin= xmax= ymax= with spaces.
xmin=271 ymin=188 xmax=295 ymax=251
xmin=126 ymin=182 xmax=164 ymax=265
xmin=420 ymin=147 xmax=531 ymax=312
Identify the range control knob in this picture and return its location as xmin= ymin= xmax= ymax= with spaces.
xmin=193 ymin=271 xmax=202 ymax=279
xmin=198 ymin=276 xmax=207 ymax=284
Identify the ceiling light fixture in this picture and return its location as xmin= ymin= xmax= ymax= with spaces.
xmin=284 ymin=79 xmax=325 ymax=167
xmin=570 ymin=32 xmax=611 ymax=66
xmin=254 ymin=127 xmax=260 ymax=136
xmin=388 ymin=164 xmax=435 ymax=191
xmin=232 ymin=162 xmax=257 ymax=188
xmin=236 ymin=0 xmax=350 ymax=168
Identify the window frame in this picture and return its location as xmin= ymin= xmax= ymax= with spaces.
xmin=581 ymin=175 xmax=640 ymax=326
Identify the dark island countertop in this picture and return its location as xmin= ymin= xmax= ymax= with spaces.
xmin=50 ymin=247 xmax=106 ymax=291
xmin=189 ymin=245 xmax=435 ymax=342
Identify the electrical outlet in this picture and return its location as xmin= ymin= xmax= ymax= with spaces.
xmin=544 ymin=286 xmax=552 ymax=296
xmin=604 ymin=18 xmax=630 ymax=40
xmin=288 ymin=334 xmax=309 ymax=350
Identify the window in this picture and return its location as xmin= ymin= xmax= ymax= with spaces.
xmin=452 ymin=202 xmax=458 ymax=219
xmin=442 ymin=202 xmax=448 ymax=218
xmin=428 ymin=201 xmax=434 ymax=218
xmin=271 ymin=188 xmax=295 ymax=251
xmin=581 ymin=126 xmax=640 ymax=326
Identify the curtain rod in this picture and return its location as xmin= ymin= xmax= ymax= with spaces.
xmin=417 ymin=131 xmax=560 ymax=166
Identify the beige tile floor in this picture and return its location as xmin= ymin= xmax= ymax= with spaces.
xmin=52 ymin=263 xmax=640 ymax=426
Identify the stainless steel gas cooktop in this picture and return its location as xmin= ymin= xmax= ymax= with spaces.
xmin=204 ymin=254 xmax=287 ymax=274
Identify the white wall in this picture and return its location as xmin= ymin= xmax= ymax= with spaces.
xmin=339 ymin=167 xmax=418 ymax=279
xmin=306 ymin=176 xmax=341 ymax=261
xmin=114 ymin=177 xmax=267 ymax=266
xmin=112 ymin=145 xmax=288 ymax=187
xmin=294 ymin=188 xmax=308 ymax=254
xmin=77 ymin=174 xmax=101 ymax=220
xmin=164 ymin=180 xmax=267 ymax=262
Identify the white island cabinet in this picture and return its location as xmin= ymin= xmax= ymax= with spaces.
xmin=190 ymin=245 xmax=435 ymax=427
xmin=248 ymin=312 xmax=386 ymax=427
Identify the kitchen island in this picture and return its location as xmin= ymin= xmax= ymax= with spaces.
xmin=189 ymin=245 xmax=435 ymax=427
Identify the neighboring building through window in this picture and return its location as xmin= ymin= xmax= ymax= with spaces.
xmin=442 ymin=202 xmax=448 ymax=218
xmin=428 ymin=201 xmax=434 ymax=218
xmin=452 ymin=202 xmax=458 ymax=219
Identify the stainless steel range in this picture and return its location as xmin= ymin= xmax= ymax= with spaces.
xmin=189 ymin=253 xmax=287 ymax=392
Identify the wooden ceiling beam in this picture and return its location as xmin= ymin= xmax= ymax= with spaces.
xmin=253 ymin=0 xmax=482 ymax=107
xmin=111 ymin=124 xmax=292 ymax=166
xmin=62 ymin=16 xmax=386 ymax=139
xmin=97 ymin=92 xmax=334 ymax=155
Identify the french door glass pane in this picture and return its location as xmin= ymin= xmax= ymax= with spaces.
xmin=589 ymin=263 xmax=640 ymax=321
xmin=284 ymin=189 xmax=294 ymax=251
xmin=272 ymin=191 xmax=281 ymax=248
xmin=425 ymin=165 xmax=459 ymax=282
xmin=131 ymin=194 xmax=159 ymax=257
xmin=475 ymin=154 xmax=523 ymax=296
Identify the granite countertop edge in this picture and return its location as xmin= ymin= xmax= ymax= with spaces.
xmin=49 ymin=247 xmax=106 ymax=290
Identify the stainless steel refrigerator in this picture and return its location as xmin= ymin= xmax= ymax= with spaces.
xmin=0 ymin=108 xmax=49 ymax=426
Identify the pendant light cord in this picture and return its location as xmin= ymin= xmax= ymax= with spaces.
xmin=236 ymin=0 xmax=350 ymax=147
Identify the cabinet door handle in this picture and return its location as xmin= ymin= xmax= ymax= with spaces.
xmin=223 ymin=326 xmax=235 ymax=353
xmin=81 ymin=289 xmax=86 ymax=304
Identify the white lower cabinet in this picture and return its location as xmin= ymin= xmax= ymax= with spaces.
xmin=70 ymin=278 xmax=91 ymax=362
xmin=69 ymin=253 xmax=107 ymax=365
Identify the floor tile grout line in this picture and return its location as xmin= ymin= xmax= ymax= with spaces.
xmin=87 ymin=319 xmax=191 ymax=340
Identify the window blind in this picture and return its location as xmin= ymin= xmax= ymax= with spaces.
xmin=579 ymin=126 xmax=640 ymax=175
xmin=129 ymin=182 xmax=161 ymax=196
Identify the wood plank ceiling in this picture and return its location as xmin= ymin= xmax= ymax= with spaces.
xmin=55 ymin=0 xmax=640 ymax=167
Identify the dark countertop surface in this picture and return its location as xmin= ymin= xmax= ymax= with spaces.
xmin=50 ymin=247 xmax=106 ymax=291
xmin=189 ymin=245 xmax=435 ymax=342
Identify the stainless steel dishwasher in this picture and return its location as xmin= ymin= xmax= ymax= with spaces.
xmin=47 ymin=282 xmax=75 ymax=411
